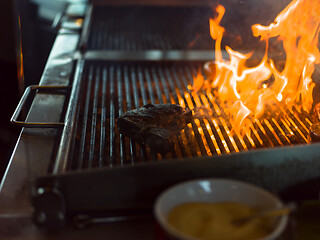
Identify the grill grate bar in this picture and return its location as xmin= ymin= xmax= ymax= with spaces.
xmin=263 ymin=119 xmax=283 ymax=145
xmin=204 ymin=97 xmax=236 ymax=153
xmin=157 ymin=66 xmax=171 ymax=104
xmin=144 ymin=67 xmax=156 ymax=105
xmin=68 ymin=61 xmax=314 ymax=170
xmin=151 ymin=67 xmax=164 ymax=105
xmin=88 ymin=67 xmax=100 ymax=167
xmin=109 ymin=66 xmax=116 ymax=166
xmin=253 ymin=120 xmax=274 ymax=147
xmin=130 ymin=66 xmax=141 ymax=108
xmin=279 ymin=112 xmax=308 ymax=144
xmin=132 ymin=66 xmax=150 ymax=162
xmin=258 ymin=120 xmax=281 ymax=146
xmin=266 ymin=118 xmax=289 ymax=145
xmin=138 ymin=66 xmax=149 ymax=106
xmin=116 ymin=66 xmax=126 ymax=165
xmin=287 ymin=110 xmax=310 ymax=142
xmin=99 ymin=67 xmax=108 ymax=166
xmin=78 ymin=66 xmax=94 ymax=169
xmin=270 ymin=118 xmax=291 ymax=144
xmin=143 ymin=67 xmax=162 ymax=161
xmin=287 ymin=117 xmax=308 ymax=143
xmin=123 ymin=65 xmax=137 ymax=164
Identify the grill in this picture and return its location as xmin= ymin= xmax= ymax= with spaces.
xmin=65 ymin=60 xmax=311 ymax=170
xmin=5 ymin=2 xmax=320 ymax=232
xmin=36 ymin=57 xmax=320 ymax=230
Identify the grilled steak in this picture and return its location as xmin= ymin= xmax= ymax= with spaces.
xmin=117 ymin=104 xmax=193 ymax=154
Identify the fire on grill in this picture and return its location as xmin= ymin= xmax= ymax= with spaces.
xmin=188 ymin=0 xmax=320 ymax=137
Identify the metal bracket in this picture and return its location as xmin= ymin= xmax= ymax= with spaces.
xmin=52 ymin=4 xmax=85 ymax=32
xmin=33 ymin=187 xmax=67 ymax=230
xmin=51 ymin=3 xmax=68 ymax=30
xmin=78 ymin=5 xmax=93 ymax=52
xmin=73 ymin=213 xmax=153 ymax=229
xmin=10 ymin=85 xmax=71 ymax=128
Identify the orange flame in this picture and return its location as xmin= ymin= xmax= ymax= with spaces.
xmin=191 ymin=0 xmax=320 ymax=134
xmin=188 ymin=68 xmax=204 ymax=92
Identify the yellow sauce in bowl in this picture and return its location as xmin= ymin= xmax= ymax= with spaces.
xmin=167 ymin=202 xmax=273 ymax=240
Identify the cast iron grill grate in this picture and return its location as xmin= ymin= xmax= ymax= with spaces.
xmin=87 ymin=6 xmax=214 ymax=50
xmin=67 ymin=61 xmax=312 ymax=170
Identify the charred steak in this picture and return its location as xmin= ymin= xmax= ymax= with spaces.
xmin=117 ymin=104 xmax=193 ymax=154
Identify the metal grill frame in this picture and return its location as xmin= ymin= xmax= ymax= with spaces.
xmin=37 ymin=142 xmax=320 ymax=215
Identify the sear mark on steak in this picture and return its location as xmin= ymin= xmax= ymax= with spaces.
xmin=117 ymin=104 xmax=193 ymax=155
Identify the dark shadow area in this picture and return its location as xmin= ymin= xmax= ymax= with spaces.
xmin=0 ymin=61 xmax=20 ymax=180
xmin=0 ymin=0 xmax=58 ymax=180
xmin=18 ymin=0 xmax=57 ymax=86
xmin=0 ymin=1 xmax=20 ymax=180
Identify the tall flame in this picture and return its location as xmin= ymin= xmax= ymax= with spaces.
xmin=191 ymin=0 xmax=320 ymax=134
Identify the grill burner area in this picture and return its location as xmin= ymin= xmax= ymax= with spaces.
xmin=66 ymin=61 xmax=312 ymax=171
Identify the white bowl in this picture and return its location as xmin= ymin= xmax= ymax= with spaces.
xmin=154 ymin=178 xmax=288 ymax=240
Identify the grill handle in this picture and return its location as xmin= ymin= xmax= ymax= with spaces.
xmin=11 ymin=85 xmax=70 ymax=128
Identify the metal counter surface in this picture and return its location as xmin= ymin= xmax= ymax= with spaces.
xmin=0 ymin=137 xmax=154 ymax=239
